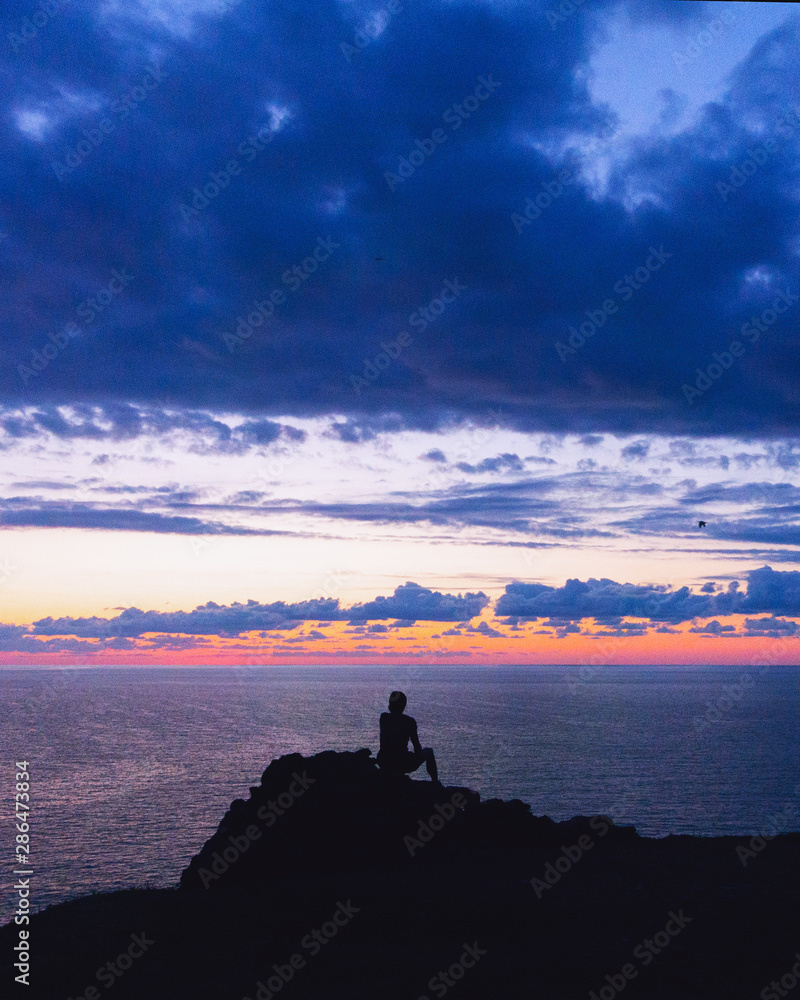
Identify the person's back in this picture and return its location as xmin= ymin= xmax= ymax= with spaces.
xmin=376 ymin=690 xmax=439 ymax=783
xmin=379 ymin=710 xmax=417 ymax=762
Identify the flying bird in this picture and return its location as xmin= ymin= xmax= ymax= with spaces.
xmin=698 ymin=520 xmax=707 ymax=528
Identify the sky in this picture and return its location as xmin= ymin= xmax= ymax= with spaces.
xmin=1 ymin=0 xmax=800 ymax=664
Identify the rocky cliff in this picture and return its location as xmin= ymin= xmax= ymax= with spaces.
xmin=2 ymin=749 xmax=799 ymax=999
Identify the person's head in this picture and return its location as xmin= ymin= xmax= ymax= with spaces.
xmin=388 ymin=690 xmax=407 ymax=713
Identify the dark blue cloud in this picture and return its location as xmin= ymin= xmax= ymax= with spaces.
xmin=742 ymin=615 xmax=800 ymax=637
xmin=228 ymin=489 xmax=268 ymax=504
xmin=9 ymin=480 xmax=73 ymax=489
xmin=742 ymin=565 xmax=800 ymax=615
xmin=614 ymin=497 xmax=800 ymax=547
xmin=23 ymin=581 xmax=488 ymax=638
xmin=455 ymin=452 xmax=523 ymax=474
xmin=496 ymin=575 xmax=737 ymax=623
xmin=687 ymin=620 xmax=737 ymax=635
xmin=254 ymin=478 xmax=615 ymax=537
xmin=0 ymin=624 xmax=29 ymax=648
xmin=0 ymin=405 xmax=305 ymax=452
xmin=680 ymin=482 xmax=800 ymax=506
xmin=346 ymin=582 xmax=488 ymax=622
xmin=1 ymin=1 xmax=797 ymax=435
xmin=621 ymin=440 xmax=650 ymax=461
xmin=496 ymin=566 xmax=800 ymax=623
xmin=0 ymin=623 xmax=141 ymax=652
xmin=30 ymin=601 xmax=336 ymax=637
xmin=466 ymin=620 xmax=504 ymax=637
xmin=0 ymin=499 xmax=288 ymax=534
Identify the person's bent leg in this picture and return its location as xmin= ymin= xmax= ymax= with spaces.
xmin=422 ymin=747 xmax=438 ymax=783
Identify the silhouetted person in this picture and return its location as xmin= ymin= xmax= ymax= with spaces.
xmin=377 ymin=691 xmax=439 ymax=783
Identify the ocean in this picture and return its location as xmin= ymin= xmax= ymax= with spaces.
xmin=1 ymin=663 xmax=798 ymax=920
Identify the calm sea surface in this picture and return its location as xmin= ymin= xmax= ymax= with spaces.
xmin=1 ymin=663 xmax=798 ymax=920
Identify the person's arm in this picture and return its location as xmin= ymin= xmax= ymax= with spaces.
xmin=409 ymin=717 xmax=422 ymax=754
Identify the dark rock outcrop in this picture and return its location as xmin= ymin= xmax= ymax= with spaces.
xmin=2 ymin=749 xmax=799 ymax=1000
xmin=180 ymin=747 xmax=636 ymax=892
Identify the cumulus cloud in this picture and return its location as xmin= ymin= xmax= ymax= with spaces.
xmin=29 ymin=600 xmax=336 ymax=638
xmin=742 ymin=616 xmax=800 ymax=637
xmin=346 ymin=582 xmax=488 ymax=622
xmin=22 ymin=582 xmax=489 ymax=641
xmin=495 ymin=566 xmax=800 ymax=624
xmin=8 ymin=567 xmax=800 ymax=653
xmin=743 ymin=566 xmax=800 ymax=615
